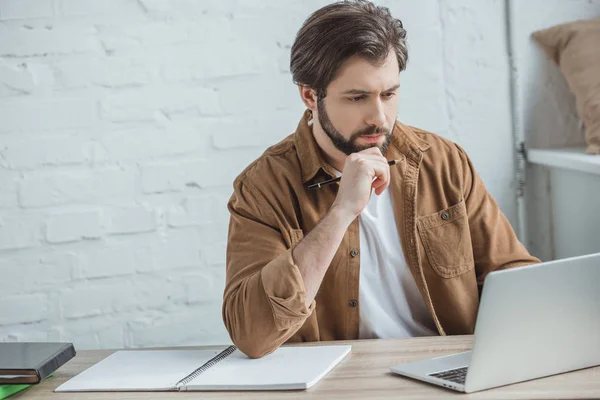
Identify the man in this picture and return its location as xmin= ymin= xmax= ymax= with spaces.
xmin=223 ymin=0 xmax=540 ymax=358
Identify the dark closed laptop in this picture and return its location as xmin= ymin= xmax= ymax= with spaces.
xmin=0 ymin=342 xmax=75 ymax=384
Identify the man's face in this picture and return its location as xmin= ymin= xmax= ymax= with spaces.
xmin=315 ymin=50 xmax=400 ymax=156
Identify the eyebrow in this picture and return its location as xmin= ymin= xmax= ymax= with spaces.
xmin=341 ymin=84 xmax=400 ymax=95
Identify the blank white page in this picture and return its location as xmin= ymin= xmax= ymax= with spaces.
xmin=55 ymin=349 xmax=224 ymax=392
xmin=184 ymin=345 xmax=351 ymax=391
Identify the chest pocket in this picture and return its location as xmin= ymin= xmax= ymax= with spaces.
xmin=416 ymin=200 xmax=474 ymax=278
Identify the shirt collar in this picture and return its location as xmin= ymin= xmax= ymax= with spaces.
xmin=294 ymin=109 xmax=337 ymax=183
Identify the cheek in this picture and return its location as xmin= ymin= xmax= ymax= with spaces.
xmin=328 ymin=101 xmax=363 ymax=133
xmin=386 ymin=98 xmax=400 ymax=123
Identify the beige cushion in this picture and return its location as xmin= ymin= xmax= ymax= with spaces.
xmin=533 ymin=18 xmax=600 ymax=155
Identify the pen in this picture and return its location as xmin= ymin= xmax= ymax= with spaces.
xmin=308 ymin=159 xmax=399 ymax=190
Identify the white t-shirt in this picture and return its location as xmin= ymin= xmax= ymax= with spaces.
xmin=357 ymin=188 xmax=438 ymax=339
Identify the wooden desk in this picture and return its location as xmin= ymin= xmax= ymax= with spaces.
xmin=13 ymin=335 xmax=600 ymax=399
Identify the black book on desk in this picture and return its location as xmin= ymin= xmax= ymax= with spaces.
xmin=0 ymin=342 xmax=75 ymax=384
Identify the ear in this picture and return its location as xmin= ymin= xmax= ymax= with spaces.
xmin=298 ymin=85 xmax=318 ymax=112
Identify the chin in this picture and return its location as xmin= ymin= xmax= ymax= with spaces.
xmin=355 ymin=143 xmax=383 ymax=152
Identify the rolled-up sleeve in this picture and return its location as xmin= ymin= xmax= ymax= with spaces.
xmin=222 ymin=179 xmax=314 ymax=358
xmin=261 ymin=250 xmax=315 ymax=331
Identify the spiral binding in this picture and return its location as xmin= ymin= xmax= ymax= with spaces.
xmin=176 ymin=345 xmax=237 ymax=388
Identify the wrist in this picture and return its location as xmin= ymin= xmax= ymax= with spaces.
xmin=328 ymin=203 xmax=358 ymax=228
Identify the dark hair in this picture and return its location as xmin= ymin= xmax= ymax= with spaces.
xmin=290 ymin=0 xmax=408 ymax=98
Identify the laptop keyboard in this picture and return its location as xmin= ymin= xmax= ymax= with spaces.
xmin=429 ymin=366 xmax=469 ymax=385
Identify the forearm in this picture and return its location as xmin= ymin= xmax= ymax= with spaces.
xmin=292 ymin=204 xmax=355 ymax=308
xmin=224 ymin=205 xmax=354 ymax=357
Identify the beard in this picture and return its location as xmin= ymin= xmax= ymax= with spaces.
xmin=316 ymin=96 xmax=393 ymax=156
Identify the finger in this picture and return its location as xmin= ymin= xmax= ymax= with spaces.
xmin=349 ymin=153 xmax=388 ymax=166
xmin=356 ymin=157 xmax=390 ymax=179
xmin=360 ymin=154 xmax=388 ymax=162
xmin=369 ymin=161 xmax=390 ymax=192
xmin=347 ymin=151 xmax=385 ymax=160
xmin=372 ymin=177 xmax=387 ymax=196
xmin=374 ymin=184 xmax=385 ymax=196
xmin=347 ymin=155 xmax=390 ymax=191
xmin=372 ymin=178 xmax=386 ymax=190
xmin=359 ymin=147 xmax=384 ymax=157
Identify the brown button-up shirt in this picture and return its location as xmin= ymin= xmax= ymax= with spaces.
xmin=223 ymin=110 xmax=540 ymax=358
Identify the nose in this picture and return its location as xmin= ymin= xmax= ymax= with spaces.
xmin=365 ymin=98 xmax=387 ymax=128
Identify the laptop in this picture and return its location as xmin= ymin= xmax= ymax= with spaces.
xmin=390 ymin=252 xmax=600 ymax=393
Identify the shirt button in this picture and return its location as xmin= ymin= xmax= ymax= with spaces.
xmin=349 ymin=300 xmax=358 ymax=307
xmin=350 ymin=249 xmax=359 ymax=257
xmin=441 ymin=212 xmax=450 ymax=221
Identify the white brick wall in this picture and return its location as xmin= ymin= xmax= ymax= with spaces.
xmin=0 ymin=0 xmax=550 ymax=349
xmin=45 ymin=210 xmax=104 ymax=243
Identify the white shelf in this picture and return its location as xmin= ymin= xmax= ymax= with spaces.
xmin=527 ymin=147 xmax=600 ymax=176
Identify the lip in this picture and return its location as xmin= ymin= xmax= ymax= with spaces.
xmin=360 ymin=135 xmax=384 ymax=143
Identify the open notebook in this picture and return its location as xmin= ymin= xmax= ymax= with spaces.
xmin=55 ymin=345 xmax=351 ymax=392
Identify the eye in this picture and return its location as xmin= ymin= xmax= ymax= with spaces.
xmin=349 ymin=96 xmax=366 ymax=102
xmin=382 ymin=92 xmax=396 ymax=99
